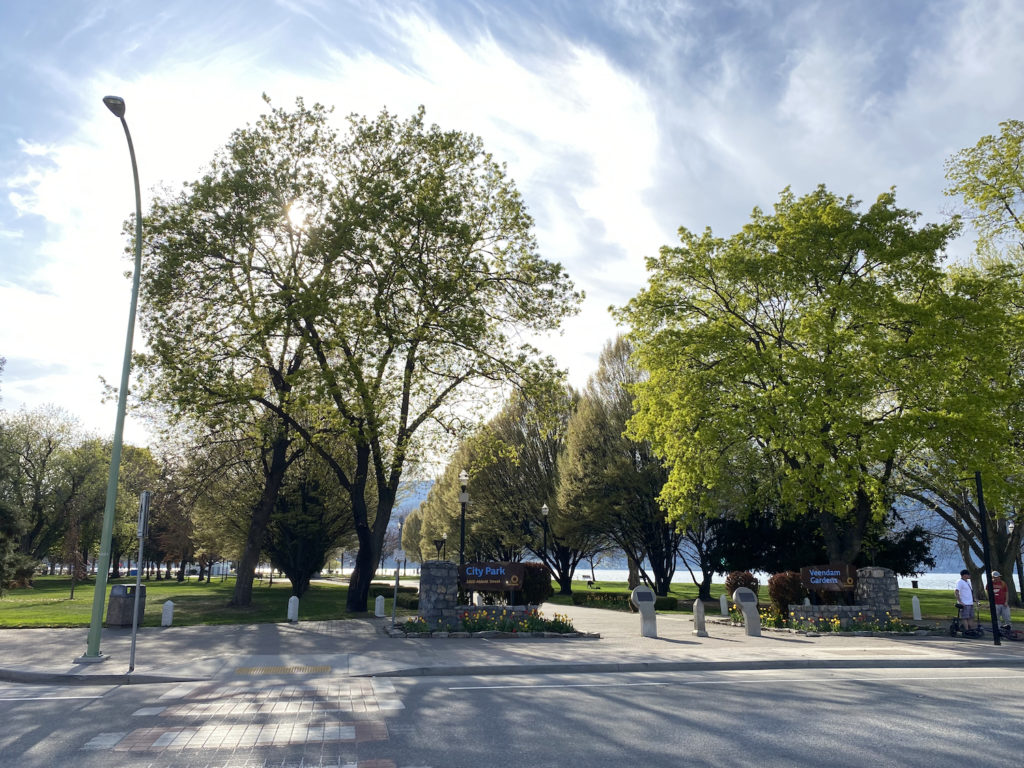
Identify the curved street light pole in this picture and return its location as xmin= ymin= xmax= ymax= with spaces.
xmin=80 ymin=95 xmax=143 ymax=661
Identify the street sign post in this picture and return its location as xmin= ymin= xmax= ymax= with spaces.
xmin=128 ymin=491 xmax=151 ymax=672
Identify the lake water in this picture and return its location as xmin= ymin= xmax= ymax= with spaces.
xmin=576 ymin=569 xmax=1020 ymax=592
xmin=375 ymin=566 xmax=1020 ymax=591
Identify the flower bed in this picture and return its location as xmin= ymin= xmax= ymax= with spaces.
xmin=725 ymin=603 xmax=919 ymax=634
xmin=392 ymin=607 xmax=589 ymax=638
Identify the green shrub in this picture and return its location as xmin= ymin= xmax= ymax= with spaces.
xmin=368 ymin=584 xmax=418 ymax=599
xmin=767 ymin=571 xmax=805 ymax=616
xmin=725 ymin=570 xmax=759 ymax=599
xmin=521 ymin=562 xmax=554 ymax=605
xmin=570 ymin=592 xmax=632 ymax=610
xmin=395 ymin=593 xmax=419 ymax=609
xmin=654 ymin=596 xmax=678 ymax=611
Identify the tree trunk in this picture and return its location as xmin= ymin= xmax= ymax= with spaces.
xmin=110 ymin=542 xmax=122 ymax=578
xmin=626 ymin=553 xmax=640 ymax=590
xmin=230 ymin=431 xmax=290 ymax=607
xmin=698 ymin=567 xmax=713 ymax=601
xmin=346 ymin=521 xmax=376 ymax=612
xmin=819 ymin=490 xmax=872 ymax=563
xmin=344 ymin=448 xmax=385 ymax=614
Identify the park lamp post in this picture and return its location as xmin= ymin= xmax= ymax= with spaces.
xmin=459 ymin=469 xmax=469 ymax=566
xmin=398 ymin=515 xmax=405 ymax=575
xmin=79 ymin=95 xmax=144 ymax=662
xmin=541 ymin=503 xmax=549 ymax=563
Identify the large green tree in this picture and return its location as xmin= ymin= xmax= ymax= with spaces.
xmin=139 ymin=99 xmax=579 ymax=612
xmin=266 ymin=453 xmax=355 ymax=597
xmin=0 ymin=365 xmax=34 ymax=591
xmin=138 ymin=97 xmax=318 ymax=605
xmin=940 ymin=123 xmax=1024 ymax=597
xmin=618 ymin=186 xmax=1000 ymax=565
xmin=464 ymin=387 xmax=598 ymax=593
xmin=945 ymin=119 xmax=1024 ymax=255
xmin=895 ymin=264 xmax=1024 ymax=602
xmin=558 ymin=337 xmax=680 ymax=596
xmin=1 ymin=406 xmax=83 ymax=563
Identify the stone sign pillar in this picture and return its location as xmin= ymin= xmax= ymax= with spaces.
xmin=855 ymin=567 xmax=901 ymax=617
xmin=420 ymin=560 xmax=459 ymax=628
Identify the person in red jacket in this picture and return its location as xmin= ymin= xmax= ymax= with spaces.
xmin=988 ymin=570 xmax=1012 ymax=629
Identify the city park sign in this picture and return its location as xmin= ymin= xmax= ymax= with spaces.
xmin=459 ymin=562 xmax=524 ymax=591
xmin=800 ymin=564 xmax=856 ymax=592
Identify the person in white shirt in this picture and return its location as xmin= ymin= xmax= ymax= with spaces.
xmin=954 ymin=568 xmax=977 ymax=632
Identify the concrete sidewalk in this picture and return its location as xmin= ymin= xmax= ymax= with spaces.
xmin=2 ymin=602 xmax=1023 ymax=686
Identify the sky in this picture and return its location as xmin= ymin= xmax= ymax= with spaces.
xmin=3 ymin=0 xmax=1024 ymax=447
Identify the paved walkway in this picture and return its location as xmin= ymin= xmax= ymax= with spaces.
xmin=2 ymin=602 xmax=1022 ymax=686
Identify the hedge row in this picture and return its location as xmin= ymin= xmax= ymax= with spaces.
xmin=368 ymin=584 xmax=419 ymax=599
xmin=569 ymin=593 xmax=679 ymax=611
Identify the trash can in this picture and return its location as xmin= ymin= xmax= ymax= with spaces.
xmin=106 ymin=584 xmax=146 ymax=627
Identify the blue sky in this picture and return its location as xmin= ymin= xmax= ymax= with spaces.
xmin=3 ymin=0 xmax=1024 ymax=445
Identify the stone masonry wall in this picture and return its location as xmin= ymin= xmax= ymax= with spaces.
xmin=419 ymin=560 xmax=458 ymax=628
xmin=854 ymin=566 xmax=901 ymax=616
xmin=788 ymin=566 xmax=902 ymax=626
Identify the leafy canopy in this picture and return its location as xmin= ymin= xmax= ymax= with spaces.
xmin=618 ymin=185 xmax=998 ymax=561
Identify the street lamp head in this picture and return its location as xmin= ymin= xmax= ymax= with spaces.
xmin=103 ymin=95 xmax=126 ymax=118
xmin=443 ymin=532 xmax=448 ymax=540
xmin=541 ymin=503 xmax=549 ymax=517
xmin=459 ymin=469 xmax=469 ymax=485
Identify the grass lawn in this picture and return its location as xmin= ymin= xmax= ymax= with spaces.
xmin=549 ymin=579 xmax=1023 ymax=626
xmin=5 ymin=575 xmax=1019 ymax=629
xmin=0 ymin=575 xmax=412 ymax=628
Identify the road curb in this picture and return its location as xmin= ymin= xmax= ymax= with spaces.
xmin=0 ymin=667 xmax=208 ymax=686
xmin=364 ymin=655 xmax=1024 ymax=678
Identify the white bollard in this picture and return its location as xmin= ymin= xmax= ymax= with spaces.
xmin=912 ymin=595 xmax=922 ymax=621
xmin=720 ymin=594 xmax=729 ymax=616
xmin=692 ymin=599 xmax=708 ymax=637
xmin=374 ymin=594 xmax=385 ymax=617
xmin=287 ymin=595 xmax=299 ymax=623
xmin=161 ymin=600 xmax=174 ymax=627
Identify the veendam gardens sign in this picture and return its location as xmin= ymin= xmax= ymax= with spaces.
xmin=800 ymin=564 xmax=856 ymax=592
xmin=459 ymin=562 xmax=524 ymax=591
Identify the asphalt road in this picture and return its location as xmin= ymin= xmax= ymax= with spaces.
xmin=1 ymin=666 xmax=1021 ymax=767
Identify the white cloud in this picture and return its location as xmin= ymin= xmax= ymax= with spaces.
xmin=2 ymin=8 xmax=663 ymax=433
xmin=7 ymin=0 xmax=1024 ymax=441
